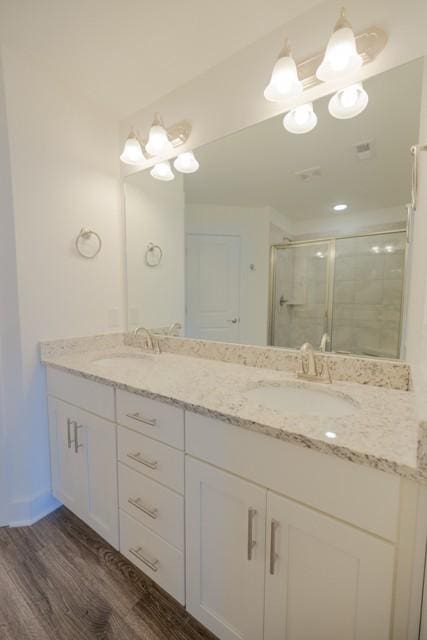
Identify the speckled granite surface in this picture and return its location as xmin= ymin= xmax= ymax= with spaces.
xmin=40 ymin=336 xmax=424 ymax=482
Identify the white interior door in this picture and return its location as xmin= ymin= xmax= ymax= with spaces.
xmin=185 ymin=457 xmax=266 ymax=640
xmin=264 ymin=491 xmax=394 ymax=640
xmin=186 ymin=234 xmax=240 ymax=342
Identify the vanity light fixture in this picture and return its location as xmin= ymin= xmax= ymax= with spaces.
xmin=328 ymin=83 xmax=368 ymax=119
xmin=150 ymin=160 xmax=175 ymax=181
xmin=264 ymin=39 xmax=303 ymax=102
xmin=316 ymin=7 xmax=363 ymax=82
xmin=384 ymin=244 xmax=395 ymax=254
xmin=283 ymin=102 xmax=318 ymax=134
xmin=174 ymin=151 xmax=200 ymax=173
xmin=120 ymin=130 xmax=145 ymax=165
xmin=145 ymin=113 xmax=174 ymax=157
xmin=371 ymin=245 xmax=381 ymax=254
xmin=333 ymin=203 xmax=348 ymax=212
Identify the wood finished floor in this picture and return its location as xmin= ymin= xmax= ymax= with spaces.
xmin=0 ymin=507 xmax=216 ymax=640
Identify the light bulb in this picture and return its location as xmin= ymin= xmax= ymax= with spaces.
xmin=120 ymin=131 xmax=144 ymax=165
xmin=264 ymin=40 xmax=303 ymax=102
xmin=150 ymin=160 xmax=175 ymax=181
xmin=333 ymin=203 xmax=348 ymax=212
xmin=145 ymin=115 xmax=174 ymax=157
xmin=328 ymin=83 xmax=368 ymax=119
xmin=316 ymin=8 xmax=362 ymax=82
xmin=174 ymin=151 xmax=200 ymax=174
xmin=283 ymin=102 xmax=317 ymax=134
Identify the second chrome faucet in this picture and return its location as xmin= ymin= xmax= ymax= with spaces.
xmin=297 ymin=342 xmax=331 ymax=383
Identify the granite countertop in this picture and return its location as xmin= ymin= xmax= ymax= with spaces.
xmin=41 ymin=342 xmax=425 ymax=482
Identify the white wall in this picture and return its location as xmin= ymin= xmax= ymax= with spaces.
xmin=125 ymin=172 xmax=185 ymax=331
xmin=1 ymin=44 xmax=124 ymax=524
xmin=186 ymin=203 xmax=277 ymax=344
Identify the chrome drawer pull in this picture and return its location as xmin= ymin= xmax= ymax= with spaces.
xmin=269 ymin=519 xmax=279 ymax=575
xmin=129 ymin=546 xmax=159 ymax=572
xmin=247 ymin=508 xmax=257 ymax=560
xmin=126 ymin=412 xmax=157 ymax=427
xmin=128 ymin=497 xmax=158 ymax=519
xmin=127 ymin=452 xmax=158 ymax=470
xmin=66 ymin=418 xmax=76 ymax=449
xmin=74 ymin=423 xmax=83 ymax=453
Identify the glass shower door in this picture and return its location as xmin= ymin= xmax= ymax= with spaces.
xmin=271 ymin=242 xmax=331 ymax=350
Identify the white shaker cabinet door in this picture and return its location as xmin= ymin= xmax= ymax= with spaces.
xmin=264 ymin=491 xmax=394 ymax=640
xmin=185 ymin=457 xmax=266 ymax=640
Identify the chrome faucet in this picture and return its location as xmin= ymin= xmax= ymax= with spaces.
xmin=297 ymin=342 xmax=331 ymax=383
xmin=319 ymin=332 xmax=330 ymax=352
xmin=134 ymin=326 xmax=161 ymax=354
xmin=167 ymin=322 xmax=182 ymax=336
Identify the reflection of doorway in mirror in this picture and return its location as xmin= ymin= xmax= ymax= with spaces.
xmin=186 ymin=234 xmax=240 ymax=342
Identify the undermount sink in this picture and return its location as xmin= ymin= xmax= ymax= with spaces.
xmin=93 ymin=353 xmax=153 ymax=367
xmin=243 ymin=384 xmax=358 ymax=418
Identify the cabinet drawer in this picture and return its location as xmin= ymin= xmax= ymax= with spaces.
xmin=120 ymin=511 xmax=185 ymax=604
xmin=47 ymin=367 xmax=115 ymax=420
xmin=117 ymin=389 xmax=184 ymax=450
xmin=118 ymin=426 xmax=184 ymax=494
xmin=119 ymin=463 xmax=184 ymax=550
xmin=185 ymin=412 xmax=400 ymax=541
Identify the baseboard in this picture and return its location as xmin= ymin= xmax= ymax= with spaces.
xmin=8 ymin=491 xmax=62 ymax=527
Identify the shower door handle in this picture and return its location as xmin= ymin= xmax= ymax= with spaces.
xmin=227 ymin=318 xmax=239 ymax=324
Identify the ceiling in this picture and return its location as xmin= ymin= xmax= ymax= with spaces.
xmin=0 ymin=0 xmax=323 ymax=118
xmin=183 ymin=59 xmax=424 ymax=220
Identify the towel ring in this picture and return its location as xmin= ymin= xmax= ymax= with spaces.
xmin=75 ymin=228 xmax=102 ymax=259
xmin=145 ymin=243 xmax=163 ymax=267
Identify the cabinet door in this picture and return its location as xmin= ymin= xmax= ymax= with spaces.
xmin=48 ymin=398 xmax=86 ymax=520
xmin=264 ymin=491 xmax=394 ymax=640
xmin=186 ymin=457 xmax=266 ymax=640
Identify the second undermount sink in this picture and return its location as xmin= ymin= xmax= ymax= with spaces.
xmin=93 ymin=353 xmax=154 ymax=367
xmin=243 ymin=384 xmax=358 ymax=418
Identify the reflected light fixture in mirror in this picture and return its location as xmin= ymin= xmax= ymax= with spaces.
xmin=316 ymin=7 xmax=363 ymax=82
xmin=174 ymin=151 xmax=200 ymax=173
xmin=283 ymin=102 xmax=318 ymax=134
xmin=150 ymin=160 xmax=175 ymax=181
xmin=332 ymin=203 xmax=348 ymax=212
xmin=145 ymin=113 xmax=174 ymax=157
xmin=264 ymin=40 xmax=303 ymax=102
xmin=328 ymin=83 xmax=368 ymax=119
xmin=120 ymin=130 xmax=145 ymax=165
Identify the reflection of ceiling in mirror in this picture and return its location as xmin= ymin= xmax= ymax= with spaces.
xmin=183 ymin=59 xmax=423 ymax=221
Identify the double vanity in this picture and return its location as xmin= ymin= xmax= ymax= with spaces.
xmin=41 ymin=333 xmax=425 ymax=640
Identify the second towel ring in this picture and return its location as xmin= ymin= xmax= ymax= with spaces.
xmin=145 ymin=243 xmax=163 ymax=267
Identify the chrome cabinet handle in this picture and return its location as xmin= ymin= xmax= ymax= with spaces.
xmin=73 ymin=423 xmax=83 ymax=453
xmin=66 ymin=418 xmax=76 ymax=449
xmin=129 ymin=546 xmax=159 ymax=572
xmin=247 ymin=508 xmax=257 ymax=560
xmin=126 ymin=412 xmax=157 ymax=427
xmin=269 ymin=519 xmax=279 ymax=575
xmin=128 ymin=497 xmax=158 ymax=519
xmin=126 ymin=452 xmax=158 ymax=470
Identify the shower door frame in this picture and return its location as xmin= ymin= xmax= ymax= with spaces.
xmin=269 ymin=228 xmax=408 ymax=357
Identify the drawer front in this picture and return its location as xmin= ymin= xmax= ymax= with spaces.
xmin=116 ymin=389 xmax=184 ymax=450
xmin=120 ymin=511 xmax=185 ymax=604
xmin=118 ymin=426 xmax=184 ymax=494
xmin=47 ymin=367 xmax=115 ymax=420
xmin=185 ymin=412 xmax=400 ymax=542
xmin=119 ymin=463 xmax=184 ymax=549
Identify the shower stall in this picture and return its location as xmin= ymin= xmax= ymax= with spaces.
xmin=269 ymin=230 xmax=407 ymax=359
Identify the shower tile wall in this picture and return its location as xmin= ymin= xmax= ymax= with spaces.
xmin=331 ymin=233 xmax=405 ymax=358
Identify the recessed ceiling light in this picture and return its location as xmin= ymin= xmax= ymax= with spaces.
xmin=325 ymin=431 xmax=337 ymax=439
xmin=333 ymin=203 xmax=348 ymax=212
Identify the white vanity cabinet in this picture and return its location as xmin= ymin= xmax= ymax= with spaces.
xmin=47 ymin=396 xmax=118 ymax=548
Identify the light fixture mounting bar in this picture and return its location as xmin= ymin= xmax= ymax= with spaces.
xmin=297 ymin=26 xmax=387 ymax=90
xmin=142 ymin=120 xmax=192 ymax=159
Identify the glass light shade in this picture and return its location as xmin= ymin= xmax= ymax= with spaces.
xmin=150 ymin=160 xmax=175 ymax=181
xmin=328 ymin=83 xmax=368 ymax=119
xmin=283 ymin=103 xmax=317 ymax=134
xmin=316 ymin=9 xmax=362 ymax=82
xmin=264 ymin=43 xmax=303 ymax=102
xmin=120 ymin=132 xmax=144 ymax=165
xmin=145 ymin=122 xmax=174 ymax=157
xmin=174 ymin=151 xmax=200 ymax=173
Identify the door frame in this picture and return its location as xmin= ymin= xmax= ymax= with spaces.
xmin=269 ymin=227 xmax=408 ymax=355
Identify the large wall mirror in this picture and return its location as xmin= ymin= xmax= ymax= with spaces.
xmin=124 ymin=58 xmax=424 ymax=359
